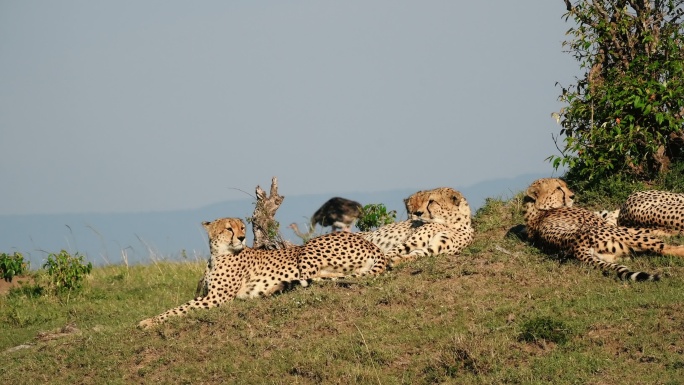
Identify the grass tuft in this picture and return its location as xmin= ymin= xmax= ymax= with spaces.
xmin=518 ymin=316 xmax=572 ymax=345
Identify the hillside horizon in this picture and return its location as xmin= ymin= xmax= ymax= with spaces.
xmin=0 ymin=173 xmax=549 ymax=268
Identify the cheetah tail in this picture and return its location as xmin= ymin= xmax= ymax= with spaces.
xmin=583 ymin=249 xmax=659 ymax=282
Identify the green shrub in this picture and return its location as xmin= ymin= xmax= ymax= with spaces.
xmin=550 ymin=1 xmax=684 ymax=184
xmin=356 ymin=203 xmax=397 ymax=231
xmin=565 ymin=172 xmax=645 ymax=209
xmin=0 ymin=252 xmax=28 ymax=282
xmin=42 ymin=250 xmax=93 ymax=292
xmin=566 ymin=161 xmax=684 ymax=209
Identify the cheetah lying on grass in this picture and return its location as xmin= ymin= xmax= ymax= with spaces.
xmin=522 ymin=178 xmax=684 ymax=281
xmin=362 ymin=187 xmax=474 ymax=266
xmin=139 ymin=218 xmax=387 ymax=328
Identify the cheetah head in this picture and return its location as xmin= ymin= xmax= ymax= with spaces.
xmin=523 ymin=178 xmax=575 ymax=211
xmin=202 ymin=217 xmax=247 ymax=255
xmin=404 ymin=187 xmax=471 ymax=225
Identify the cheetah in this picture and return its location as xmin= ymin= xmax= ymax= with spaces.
xmin=139 ymin=218 xmax=387 ymax=328
xmin=617 ymin=190 xmax=684 ymax=236
xmin=522 ymin=178 xmax=684 ymax=281
xmin=195 ymin=217 xmax=247 ymax=297
xmin=362 ymin=187 xmax=474 ymax=266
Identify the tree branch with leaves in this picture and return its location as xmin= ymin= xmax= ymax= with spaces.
xmin=551 ymin=0 xmax=684 ymax=184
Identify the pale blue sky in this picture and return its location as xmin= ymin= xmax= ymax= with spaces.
xmin=0 ymin=1 xmax=576 ymax=215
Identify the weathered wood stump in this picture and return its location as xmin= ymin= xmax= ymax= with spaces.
xmin=250 ymin=177 xmax=294 ymax=249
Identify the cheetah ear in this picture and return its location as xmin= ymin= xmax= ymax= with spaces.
xmin=450 ymin=192 xmax=462 ymax=205
xmin=525 ymin=185 xmax=539 ymax=202
xmin=201 ymin=221 xmax=211 ymax=230
xmin=403 ymin=196 xmax=413 ymax=212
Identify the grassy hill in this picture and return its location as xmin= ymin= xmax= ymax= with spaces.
xmin=2 ymin=195 xmax=684 ymax=384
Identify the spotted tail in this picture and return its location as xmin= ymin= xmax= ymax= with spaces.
xmin=580 ymin=248 xmax=659 ymax=282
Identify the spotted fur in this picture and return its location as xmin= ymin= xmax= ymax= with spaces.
xmin=362 ymin=187 xmax=474 ymax=266
xmin=618 ymin=190 xmax=684 ymax=236
xmin=523 ymin=178 xmax=684 ymax=281
xmin=139 ymin=218 xmax=387 ymax=327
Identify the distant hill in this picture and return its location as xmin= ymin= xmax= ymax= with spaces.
xmin=0 ymin=173 xmax=546 ymax=268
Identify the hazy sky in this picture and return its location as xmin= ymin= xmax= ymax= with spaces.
xmin=1 ymin=1 xmax=577 ymax=215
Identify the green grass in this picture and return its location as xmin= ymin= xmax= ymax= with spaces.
xmin=2 ymin=198 xmax=684 ymax=384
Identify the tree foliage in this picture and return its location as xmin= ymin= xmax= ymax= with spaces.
xmin=550 ymin=0 xmax=684 ymax=183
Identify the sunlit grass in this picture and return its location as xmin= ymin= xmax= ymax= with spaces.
xmin=2 ymin=197 xmax=684 ymax=384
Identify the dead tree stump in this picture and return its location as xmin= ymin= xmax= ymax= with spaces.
xmin=250 ymin=177 xmax=294 ymax=250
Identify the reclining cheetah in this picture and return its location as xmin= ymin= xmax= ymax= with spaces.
xmin=362 ymin=187 xmax=474 ymax=266
xmin=523 ymin=178 xmax=684 ymax=281
xmin=139 ymin=217 xmax=387 ymax=328
xmin=617 ymin=190 xmax=684 ymax=235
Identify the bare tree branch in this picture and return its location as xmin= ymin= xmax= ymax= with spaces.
xmin=250 ymin=177 xmax=293 ymax=250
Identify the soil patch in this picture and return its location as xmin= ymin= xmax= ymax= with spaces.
xmin=0 ymin=276 xmax=34 ymax=295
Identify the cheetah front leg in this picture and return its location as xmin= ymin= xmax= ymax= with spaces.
xmin=194 ymin=257 xmax=214 ymax=297
xmin=139 ymin=269 xmax=244 ymax=328
xmin=385 ymin=243 xmax=429 ymax=267
xmin=138 ymin=295 xmax=224 ymax=329
xmin=661 ymin=244 xmax=684 ymax=257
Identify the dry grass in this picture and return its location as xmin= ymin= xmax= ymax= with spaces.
xmin=2 ymin=197 xmax=684 ymax=384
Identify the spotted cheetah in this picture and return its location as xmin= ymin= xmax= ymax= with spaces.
xmin=617 ymin=190 xmax=684 ymax=236
xmin=362 ymin=187 xmax=474 ymax=266
xmin=139 ymin=218 xmax=387 ymax=327
xmin=195 ymin=217 xmax=247 ymax=297
xmin=523 ymin=178 xmax=684 ymax=281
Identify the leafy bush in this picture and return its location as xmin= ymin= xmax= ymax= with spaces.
xmin=566 ymin=173 xmax=645 ymax=209
xmin=0 ymin=252 xmax=28 ymax=282
xmin=42 ymin=250 xmax=93 ymax=292
xmin=566 ymin=160 xmax=684 ymax=209
xmin=550 ymin=0 xmax=684 ymax=184
xmin=356 ymin=204 xmax=397 ymax=232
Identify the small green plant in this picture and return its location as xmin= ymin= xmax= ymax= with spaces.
xmin=518 ymin=316 xmax=571 ymax=345
xmin=42 ymin=250 xmax=93 ymax=292
xmin=0 ymin=252 xmax=29 ymax=282
xmin=356 ymin=203 xmax=397 ymax=232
